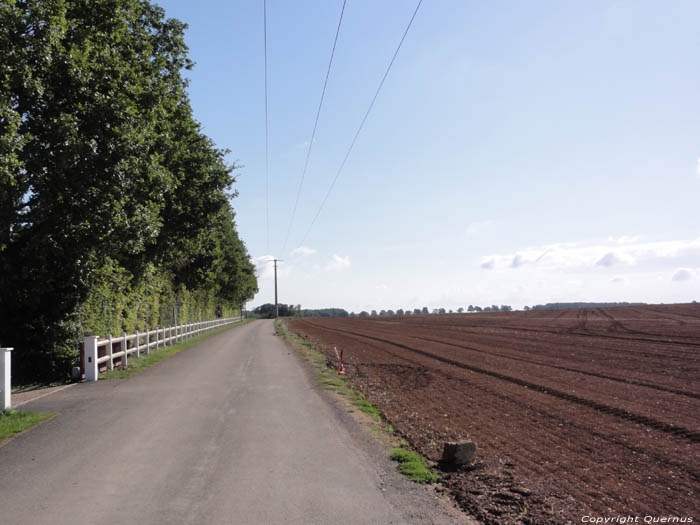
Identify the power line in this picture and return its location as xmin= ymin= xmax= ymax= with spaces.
xmin=263 ymin=0 xmax=270 ymax=249
xmin=295 ymin=0 xmax=423 ymax=251
xmin=281 ymin=0 xmax=347 ymax=253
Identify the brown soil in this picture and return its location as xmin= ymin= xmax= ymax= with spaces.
xmin=288 ymin=304 xmax=700 ymax=524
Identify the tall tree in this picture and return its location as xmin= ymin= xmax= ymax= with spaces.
xmin=0 ymin=0 xmax=257 ymax=382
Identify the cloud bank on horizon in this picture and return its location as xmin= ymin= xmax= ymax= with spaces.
xmin=247 ymin=235 xmax=699 ymax=312
xmin=480 ymin=237 xmax=700 ymax=280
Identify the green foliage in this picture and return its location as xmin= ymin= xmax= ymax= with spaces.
xmin=389 ymin=448 xmax=439 ymax=484
xmin=297 ymin=308 xmax=349 ymax=318
xmin=0 ymin=409 xmax=54 ymax=443
xmin=0 ymin=0 xmax=257 ymax=383
xmin=353 ymin=399 xmax=382 ymax=421
xmin=253 ymin=303 xmax=297 ymax=318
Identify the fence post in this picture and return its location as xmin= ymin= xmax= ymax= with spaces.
xmin=1 ymin=348 xmax=13 ymax=410
xmin=85 ymin=336 xmax=98 ymax=382
xmin=107 ymin=335 xmax=114 ymax=371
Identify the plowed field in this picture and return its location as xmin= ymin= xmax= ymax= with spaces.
xmin=287 ymin=304 xmax=700 ymax=524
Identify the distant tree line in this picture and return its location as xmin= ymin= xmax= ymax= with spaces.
xmin=524 ymin=302 xmax=646 ymax=311
xmin=0 ymin=1 xmax=257 ymax=383
xmin=251 ymin=305 xmax=351 ymax=318
xmin=251 ymin=304 xmax=297 ymax=318
xmin=298 ymin=308 xmax=349 ymax=318
xmin=348 ymin=305 xmax=514 ymax=317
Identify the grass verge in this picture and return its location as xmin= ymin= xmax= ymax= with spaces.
xmin=100 ymin=319 xmax=251 ymax=379
xmin=276 ymin=318 xmax=437 ymax=484
xmin=390 ymin=448 xmax=439 ymax=484
xmin=0 ymin=409 xmax=53 ymax=444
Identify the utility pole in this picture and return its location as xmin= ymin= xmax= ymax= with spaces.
xmin=271 ymin=259 xmax=283 ymax=318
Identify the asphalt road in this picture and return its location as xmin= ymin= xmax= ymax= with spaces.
xmin=0 ymin=319 xmax=464 ymax=525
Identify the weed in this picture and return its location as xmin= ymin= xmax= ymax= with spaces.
xmin=390 ymin=448 xmax=439 ymax=484
xmin=322 ymin=379 xmax=345 ymax=387
xmin=353 ymin=399 xmax=381 ymax=420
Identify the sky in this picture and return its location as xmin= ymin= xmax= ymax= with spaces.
xmin=155 ymin=0 xmax=700 ymax=312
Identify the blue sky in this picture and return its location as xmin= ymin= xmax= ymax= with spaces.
xmin=156 ymin=0 xmax=700 ymax=312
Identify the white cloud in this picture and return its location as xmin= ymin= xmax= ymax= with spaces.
xmin=253 ymin=255 xmax=292 ymax=280
xmin=596 ymin=252 xmax=618 ymax=267
xmin=612 ymin=276 xmax=627 ymax=283
xmin=481 ymin=237 xmax=700 ymax=272
xmin=672 ymin=268 xmax=694 ymax=282
xmin=253 ymin=255 xmax=276 ymax=280
xmin=480 ymin=258 xmax=495 ymax=270
xmin=697 ymin=157 xmax=700 ymax=178
xmin=375 ymin=284 xmax=389 ymax=291
xmin=292 ymin=246 xmax=317 ymax=257
xmin=326 ymin=254 xmax=351 ymax=272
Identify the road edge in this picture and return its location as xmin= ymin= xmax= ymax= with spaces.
xmin=276 ymin=318 xmax=478 ymax=525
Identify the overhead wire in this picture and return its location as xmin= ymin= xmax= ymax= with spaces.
xmin=294 ymin=0 xmax=423 ymax=251
xmin=281 ymin=0 xmax=347 ymax=253
xmin=263 ymin=0 xmax=270 ymax=249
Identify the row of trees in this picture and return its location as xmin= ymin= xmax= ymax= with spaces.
xmin=349 ymin=305 xmax=514 ymax=317
xmin=1 ymin=1 xmax=257 ymax=382
xmin=251 ymin=304 xmax=298 ymax=318
xmin=251 ymin=304 xmax=519 ymax=319
xmin=525 ymin=302 xmax=646 ymax=311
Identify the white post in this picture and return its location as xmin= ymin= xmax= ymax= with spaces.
xmin=136 ymin=329 xmax=141 ymax=357
xmin=107 ymin=335 xmax=114 ymax=371
xmin=85 ymin=336 xmax=98 ymax=382
xmin=121 ymin=332 xmax=127 ymax=365
xmin=1 ymin=348 xmax=13 ymax=410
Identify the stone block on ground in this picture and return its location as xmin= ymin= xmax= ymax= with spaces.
xmin=441 ymin=440 xmax=477 ymax=466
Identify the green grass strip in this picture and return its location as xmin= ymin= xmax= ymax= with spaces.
xmin=0 ymin=409 xmax=53 ymax=443
xmin=100 ymin=319 xmax=251 ymax=379
xmin=390 ymin=448 xmax=439 ymax=484
xmin=353 ymin=399 xmax=382 ymax=420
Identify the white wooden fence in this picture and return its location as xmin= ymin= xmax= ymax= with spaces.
xmin=84 ymin=316 xmax=242 ymax=382
xmin=1 ymin=348 xmax=12 ymax=410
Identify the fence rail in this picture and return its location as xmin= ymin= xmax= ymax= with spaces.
xmin=84 ymin=316 xmax=242 ymax=382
